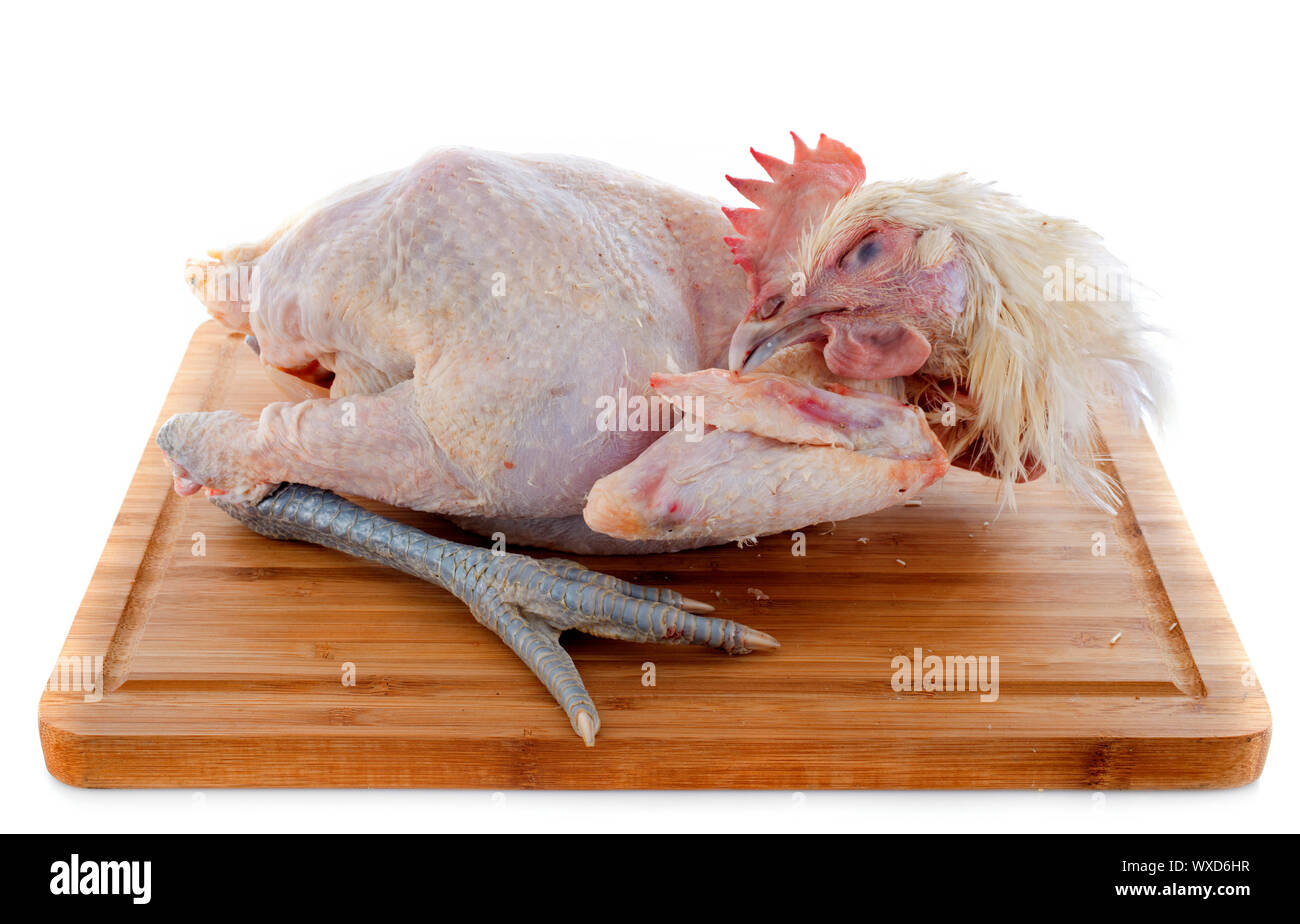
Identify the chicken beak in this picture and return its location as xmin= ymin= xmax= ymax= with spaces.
xmin=727 ymin=309 xmax=829 ymax=372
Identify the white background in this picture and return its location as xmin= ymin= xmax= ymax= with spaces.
xmin=2 ymin=0 xmax=1296 ymax=832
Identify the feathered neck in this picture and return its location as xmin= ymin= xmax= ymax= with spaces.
xmin=805 ymin=174 xmax=1168 ymax=509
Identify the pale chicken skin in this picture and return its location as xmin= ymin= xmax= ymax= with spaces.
xmin=165 ymin=142 xmax=947 ymax=552
xmin=176 ymin=150 xmax=743 ymax=519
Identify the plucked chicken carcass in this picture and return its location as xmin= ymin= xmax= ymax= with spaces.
xmin=159 ymin=135 xmax=1164 ymax=744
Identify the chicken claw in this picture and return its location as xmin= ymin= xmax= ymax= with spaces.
xmin=216 ymin=483 xmax=777 ymax=746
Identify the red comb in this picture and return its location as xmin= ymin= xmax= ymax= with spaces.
xmin=723 ymin=133 xmax=865 ymax=301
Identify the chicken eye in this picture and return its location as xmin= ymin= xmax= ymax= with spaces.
xmin=841 ymin=232 xmax=880 ymax=269
xmin=757 ymin=296 xmax=784 ymax=320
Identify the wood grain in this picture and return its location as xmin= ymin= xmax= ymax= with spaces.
xmin=38 ymin=322 xmax=1272 ymax=788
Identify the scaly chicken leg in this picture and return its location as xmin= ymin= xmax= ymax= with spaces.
xmin=214 ymin=483 xmax=774 ymax=745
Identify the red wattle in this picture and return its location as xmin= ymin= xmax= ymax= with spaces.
xmin=820 ymin=315 xmax=932 ymax=380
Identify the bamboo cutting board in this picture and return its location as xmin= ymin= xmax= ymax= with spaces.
xmin=39 ymin=322 xmax=1271 ymax=788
